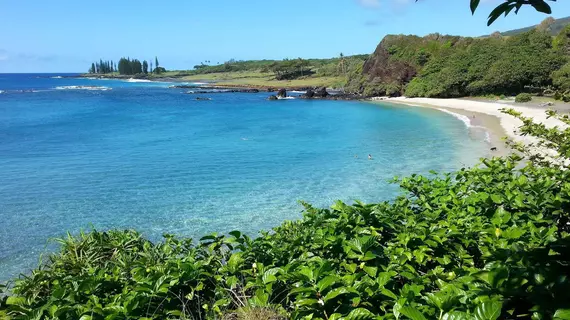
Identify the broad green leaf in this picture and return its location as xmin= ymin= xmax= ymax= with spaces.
xmin=329 ymin=313 xmax=343 ymax=320
xmin=295 ymin=298 xmax=319 ymax=307
xmin=324 ymin=287 xmax=356 ymax=302
xmin=470 ymin=0 xmax=480 ymax=14
xmin=6 ymin=296 xmax=26 ymax=306
xmin=490 ymin=194 xmax=502 ymax=204
xmin=345 ymin=308 xmax=376 ymax=320
xmin=443 ymin=311 xmax=470 ymax=320
xmin=531 ymin=1 xmax=552 ymax=14
xmin=317 ymin=275 xmax=338 ymax=292
xmin=262 ymin=268 xmax=281 ymax=284
xmin=474 ymin=301 xmax=502 ymax=320
xmin=554 ymin=309 xmax=570 ymax=320
xmin=363 ymin=266 xmax=378 ymax=277
xmin=400 ymin=306 xmax=427 ymax=320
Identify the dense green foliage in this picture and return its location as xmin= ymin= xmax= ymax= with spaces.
xmin=406 ymin=28 xmax=567 ymax=97
xmin=188 ymin=55 xmax=368 ymax=80
xmin=1 ymin=110 xmax=569 ymax=319
xmin=88 ymin=60 xmax=115 ymax=74
xmin=349 ymin=24 xmax=570 ymax=98
xmin=88 ymin=57 xmax=162 ymax=75
xmin=515 ymin=93 xmax=533 ymax=103
xmin=501 ymin=16 xmax=570 ymax=36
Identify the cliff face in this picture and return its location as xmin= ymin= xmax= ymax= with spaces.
xmin=362 ymin=35 xmax=418 ymax=86
xmin=354 ymin=34 xmax=462 ymax=96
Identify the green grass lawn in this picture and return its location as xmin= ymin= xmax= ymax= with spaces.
xmin=179 ymin=71 xmax=345 ymax=89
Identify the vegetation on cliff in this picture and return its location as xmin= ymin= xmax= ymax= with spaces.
xmin=1 ymin=109 xmax=569 ymax=319
xmin=347 ymin=19 xmax=570 ymax=98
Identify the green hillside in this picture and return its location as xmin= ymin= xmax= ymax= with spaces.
xmin=500 ymin=16 xmax=570 ymax=36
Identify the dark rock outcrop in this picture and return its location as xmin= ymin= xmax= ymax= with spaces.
xmin=277 ymin=88 xmax=287 ymax=98
xmin=267 ymin=95 xmax=278 ymax=100
xmin=299 ymin=87 xmax=362 ymax=100
xmin=315 ymin=87 xmax=329 ymax=98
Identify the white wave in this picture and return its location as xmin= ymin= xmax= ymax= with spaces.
xmin=435 ymin=107 xmax=492 ymax=143
xmin=126 ymin=78 xmax=152 ymax=83
xmin=436 ymin=108 xmax=471 ymax=128
xmin=51 ymin=76 xmax=63 ymax=79
xmin=277 ymin=96 xmax=295 ymax=100
xmin=55 ymin=85 xmax=111 ymax=91
xmin=290 ymin=90 xmax=306 ymax=94
xmin=193 ymin=82 xmax=209 ymax=85
xmin=0 ymin=90 xmax=4 ymax=94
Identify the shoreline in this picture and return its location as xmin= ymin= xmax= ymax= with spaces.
xmin=377 ymin=97 xmax=569 ymax=158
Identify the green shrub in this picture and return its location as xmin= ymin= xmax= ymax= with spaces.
xmin=515 ymin=93 xmax=533 ymax=103
xmin=1 ymin=111 xmax=570 ymax=320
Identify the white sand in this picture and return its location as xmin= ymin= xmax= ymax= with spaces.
xmin=379 ymin=97 xmax=568 ymax=159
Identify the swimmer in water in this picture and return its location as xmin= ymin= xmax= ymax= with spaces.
xmin=368 ymin=154 xmax=373 ymax=160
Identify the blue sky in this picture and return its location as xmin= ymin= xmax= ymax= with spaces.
xmin=1 ymin=0 xmax=569 ymax=73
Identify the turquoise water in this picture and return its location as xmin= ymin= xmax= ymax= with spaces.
xmin=0 ymin=74 xmax=491 ymax=281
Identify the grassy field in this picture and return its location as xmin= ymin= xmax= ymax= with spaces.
xmin=84 ymin=70 xmax=346 ymax=89
xmin=179 ymin=71 xmax=345 ymax=89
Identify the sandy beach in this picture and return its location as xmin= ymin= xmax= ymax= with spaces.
xmin=374 ymin=97 xmax=569 ymax=157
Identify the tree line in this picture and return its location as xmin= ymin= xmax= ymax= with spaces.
xmin=89 ymin=60 xmax=115 ymax=74
xmin=88 ymin=56 xmax=163 ymax=75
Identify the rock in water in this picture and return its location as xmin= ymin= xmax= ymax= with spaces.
xmin=277 ymin=88 xmax=287 ymax=98
xmin=315 ymin=87 xmax=329 ymax=98
xmin=268 ymin=95 xmax=278 ymax=100
xmin=305 ymin=89 xmax=315 ymax=98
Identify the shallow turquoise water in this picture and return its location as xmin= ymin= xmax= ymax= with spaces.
xmin=0 ymin=74 xmax=491 ymax=281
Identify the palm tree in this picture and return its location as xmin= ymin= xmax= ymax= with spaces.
xmin=338 ymin=53 xmax=346 ymax=76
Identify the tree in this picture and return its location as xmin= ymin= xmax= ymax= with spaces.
xmin=338 ymin=53 xmax=346 ymax=75
xmin=155 ymin=56 xmax=160 ymax=74
xmin=537 ymin=16 xmax=556 ymax=32
xmin=150 ymin=61 xmax=153 ymax=74
xmin=143 ymin=60 xmax=149 ymax=74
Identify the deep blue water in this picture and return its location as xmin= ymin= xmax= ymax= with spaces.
xmin=0 ymin=74 xmax=490 ymax=281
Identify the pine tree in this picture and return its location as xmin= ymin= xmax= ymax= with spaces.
xmin=143 ymin=60 xmax=149 ymax=74
xmin=155 ymin=56 xmax=159 ymax=74
xmin=150 ymin=61 xmax=153 ymax=74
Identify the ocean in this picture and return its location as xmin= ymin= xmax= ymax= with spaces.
xmin=0 ymin=74 xmax=491 ymax=281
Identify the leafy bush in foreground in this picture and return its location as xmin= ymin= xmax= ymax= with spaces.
xmin=1 ymin=110 xmax=570 ymax=320
xmin=514 ymin=93 xmax=533 ymax=103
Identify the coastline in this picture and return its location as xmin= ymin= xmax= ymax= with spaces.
xmin=377 ymin=97 xmax=569 ymax=158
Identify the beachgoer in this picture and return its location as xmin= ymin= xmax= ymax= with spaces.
xmin=368 ymin=154 xmax=373 ymax=160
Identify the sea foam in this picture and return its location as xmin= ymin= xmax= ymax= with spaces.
xmin=55 ymin=85 xmax=111 ymax=91
xmin=126 ymin=78 xmax=152 ymax=83
xmin=435 ymin=108 xmax=491 ymax=143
